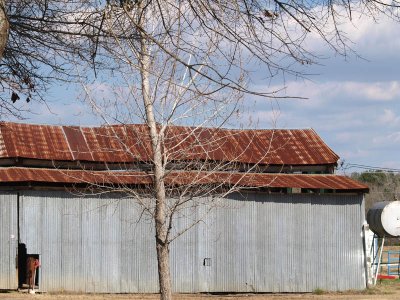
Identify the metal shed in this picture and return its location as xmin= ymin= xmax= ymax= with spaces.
xmin=0 ymin=189 xmax=366 ymax=293
xmin=0 ymin=122 xmax=369 ymax=293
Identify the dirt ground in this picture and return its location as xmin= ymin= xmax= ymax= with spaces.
xmin=0 ymin=280 xmax=399 ymax=300
xmin=4 ymin=248 xmax=399 ymax=300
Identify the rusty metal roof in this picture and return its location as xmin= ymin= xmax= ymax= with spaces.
xmin=0 ymin=167 xmax=368 ymax=192
xmin=0 ymin=122 xmax=339 ymax=165
xmin=0 ymin=122 xmax=73 ymax=161
xmin=166 ymin=171 xmax=368 ymax=192
xmin=0 ymin=167 xmax=151 ymax=185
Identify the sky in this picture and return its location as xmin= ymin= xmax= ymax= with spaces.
xmin=7 ymin=12 xmax=400 ymax=175
xmin=246 ymin=13 xmax=400 ymax=174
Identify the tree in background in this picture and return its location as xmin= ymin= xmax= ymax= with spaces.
xmin=351 ymin=171 xmax=400 ymax=211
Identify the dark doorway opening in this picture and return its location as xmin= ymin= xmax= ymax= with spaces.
xmin=17 ymin=243 xmax=26 ymax=288
xmin=17 ymin=244 xmax=39 ymax=289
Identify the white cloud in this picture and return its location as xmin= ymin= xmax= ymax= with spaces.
xmin=249 ymin=74 xmax=400 ymax=171
xmin=305 ymin=7 xmax=400 ymax=57
xmin=342 ymin=81 xmax=400 ymax=101
xmin=378 ymin=109 xmax=400 ymax=125
xmin=373 ymin=132 xmax=400 ymax=146
xmin=267 ymin=80 xmax=400 ymax=103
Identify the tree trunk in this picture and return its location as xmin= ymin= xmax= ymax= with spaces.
xmin=155 ymin=224 xmax=172 ymax=300
xmin=0 ymin=0 xmax=8 ymax=60
xmin=137 ymin=4 xmax=173 ymax=299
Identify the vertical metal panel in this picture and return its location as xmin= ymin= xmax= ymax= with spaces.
xmin=18 ymin=191 xmax=365 ymax=293
xmin=118 ymin=197 xmax=158 ymax=293
xmin=169 ymin=205 xmax=199 ymax=293
xmin=197 ymin=193 xmax=366 ymax=292
xmin=0 ymin=192 xmax=18 ymax=289
xmin=19 ymin=191 xmax=158 ymax=293
xmin=168 ymin=193 xmax=365 ymax=292
xmin=210 ymin=193 xmax=257 ymax=292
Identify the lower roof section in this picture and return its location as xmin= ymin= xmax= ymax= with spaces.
xmin=0 ymin=167 xmax=368 ymax=193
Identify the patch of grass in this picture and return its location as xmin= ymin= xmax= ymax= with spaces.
xmin=356 ymin=279 xmax=400 ymax=295
xmin=375 ymin=278 xmax=400 ymax=294
xmin=360 ymin=287 xmax=381 ymax=295
xmin=378 ymin=278 xmax=400 ymax=286
xmin=313 ymin=288 xmax=324 ymax=295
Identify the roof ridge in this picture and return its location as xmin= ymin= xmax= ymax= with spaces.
xmin=0 ymin=121 xmax=313 ymax=131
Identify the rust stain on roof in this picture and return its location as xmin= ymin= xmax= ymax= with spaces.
xmin=0 ymin=122 xmax=339 ymax=165
xmin=0 ymin=167 xmax=368 ymax=192
xmin=62 ymin=126 xmax=93 ymax=161
xmin=167 ymin=171 xmax=369 ymax=192
xmin=0 ymin=122 xmax=73 ymax=160
xmin=0 ymin=167 xmax=152 ymax=185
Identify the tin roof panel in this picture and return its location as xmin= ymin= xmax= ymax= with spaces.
xmin=0 ymin=167 xmax=368 ymax=192
xmin=0 ymin=122 xmax=339 ymax=166
xmin=62 ymin=126 xmax=93 ymax=161
xmin=0 ymin=122 xmax=73 ymax=160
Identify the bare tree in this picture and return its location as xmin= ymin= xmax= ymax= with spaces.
xmin=75 ymin=1 xmax=400 ymax=299
xmin=0 ymin=1 xmax=112 ymax=117
xmin=0 ymin=1 xmax=8 ymax=60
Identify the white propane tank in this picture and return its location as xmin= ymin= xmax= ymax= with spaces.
xmin=367 ymin=201 xmax=400 ymax=237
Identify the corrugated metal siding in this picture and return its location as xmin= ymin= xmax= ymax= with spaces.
xmin=217 ymin=193 xmax=365 ymax=292
xmin=0 ymin=192 xmax=17 ymax=289
xmin=18 ymin=191 xmax=365 ymax=293
xmin=19 ymin=192 xmax=158 ymax=293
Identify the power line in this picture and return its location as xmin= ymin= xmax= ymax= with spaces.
xmin=341 ymin=163 xmax=400 ymax=173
